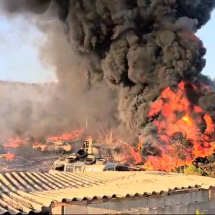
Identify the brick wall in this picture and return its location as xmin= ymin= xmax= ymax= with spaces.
xmin=53 ymin=188 xmax=215 ymax=214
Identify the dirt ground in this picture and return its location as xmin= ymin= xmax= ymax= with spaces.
xmin=0 ymin=150 xmax=58 ymax=173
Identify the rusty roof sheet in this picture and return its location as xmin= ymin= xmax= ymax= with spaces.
xmin=0 ymin=171 xmax=215 ymax=214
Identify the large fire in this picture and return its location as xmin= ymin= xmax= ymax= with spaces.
xmin=3 ymin=129 xmax=84 ymax=148
xmin=1 ymin=86 xmax=215 ymax=173
xmin=141 ymin=82 xmax=215 ymax=171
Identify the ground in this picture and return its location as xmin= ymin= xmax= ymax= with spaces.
xmin=0 ymin=150 xmax=57 ymax=173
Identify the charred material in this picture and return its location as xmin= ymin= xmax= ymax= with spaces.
xmin=192 ymin=153 xmax=215 ymax=177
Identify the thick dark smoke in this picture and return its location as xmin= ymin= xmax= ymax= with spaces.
xmin=0 ymin=0 xmax=215 ymax=142
xmin=0 ymin=1 xmax=119 ymax=140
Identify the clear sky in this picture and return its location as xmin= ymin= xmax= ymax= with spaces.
xmin=0 ymin=12 xmax=214 ymax=83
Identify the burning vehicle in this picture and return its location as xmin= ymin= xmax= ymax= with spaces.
xmin=2 ymin=130 xmax=83 ymax=156
xmin=49 ymin=137 xmax=144 ymax=173
xmin=33 ymin=140 xmax=72 ymax=154
xmin=32 ymin=130 xmax=83 ymax=154
xmin=32 ymin=130 xmax=84 ymax=154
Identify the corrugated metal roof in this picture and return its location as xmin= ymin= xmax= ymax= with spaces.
xmin=0 ymin=171 xmax=215 ymax=214
xmin=31 ymin=171 xmax=215 ymax=203
xmin=0 ymin=171 xmax=124 ymax=214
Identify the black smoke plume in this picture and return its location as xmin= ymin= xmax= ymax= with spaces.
xmin=0 ymin=0 xmax=215 ymax=143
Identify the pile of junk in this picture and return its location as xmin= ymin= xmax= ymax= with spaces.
xmin=49 ymin=139 xmax=145 ymax=173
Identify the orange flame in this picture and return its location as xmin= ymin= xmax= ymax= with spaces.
xmin=3 ymin=129 xmax=83 ymax=149
xmin=46 ymin=129 xmax=83 ymax=141
xmin=34 ymin=142 xmax=43 ymax=146
xmin=5 ymin=152 xmax=15 ymax=161
xmin=3 ymin=138 xmax=28 ymax=148
xmin=142 ymin=82 xmax=215 ymax=171
xmin=117 ymin=139 xmax=143 ymax=164
xmin=85 ymin=136 xmax=94 ymax=141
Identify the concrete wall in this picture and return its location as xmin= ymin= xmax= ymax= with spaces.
xmin=52 ymin=188 xmax=215 ymax=214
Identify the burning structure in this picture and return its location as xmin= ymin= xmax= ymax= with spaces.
xmin=0 ymin=0 xmax=215 ymax=172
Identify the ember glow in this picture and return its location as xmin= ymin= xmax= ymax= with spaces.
xmin=5 ymin=153 xmax=15 ymax=161
xmin=142 ymin=82 xmax=215 ymax=171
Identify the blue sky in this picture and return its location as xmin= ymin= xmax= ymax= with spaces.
xmin=0 ymin=15 xmax=56 ymax=83
xmin=0 ymin=12 xmax=214 ymax=83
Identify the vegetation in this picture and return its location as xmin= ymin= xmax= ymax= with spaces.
xmin=183 ymin=165 xmax=204 ymax=176
xmin=196 ymin=210 xmax=205 ymax=214
xmin=168 ymin=132 xmax=215 ymax=177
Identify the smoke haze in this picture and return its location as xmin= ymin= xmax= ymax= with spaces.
xmin=0 ymin=1 xmax=118 ymax=139
xmin=0 ymin=0 xmax=215 ymax=144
